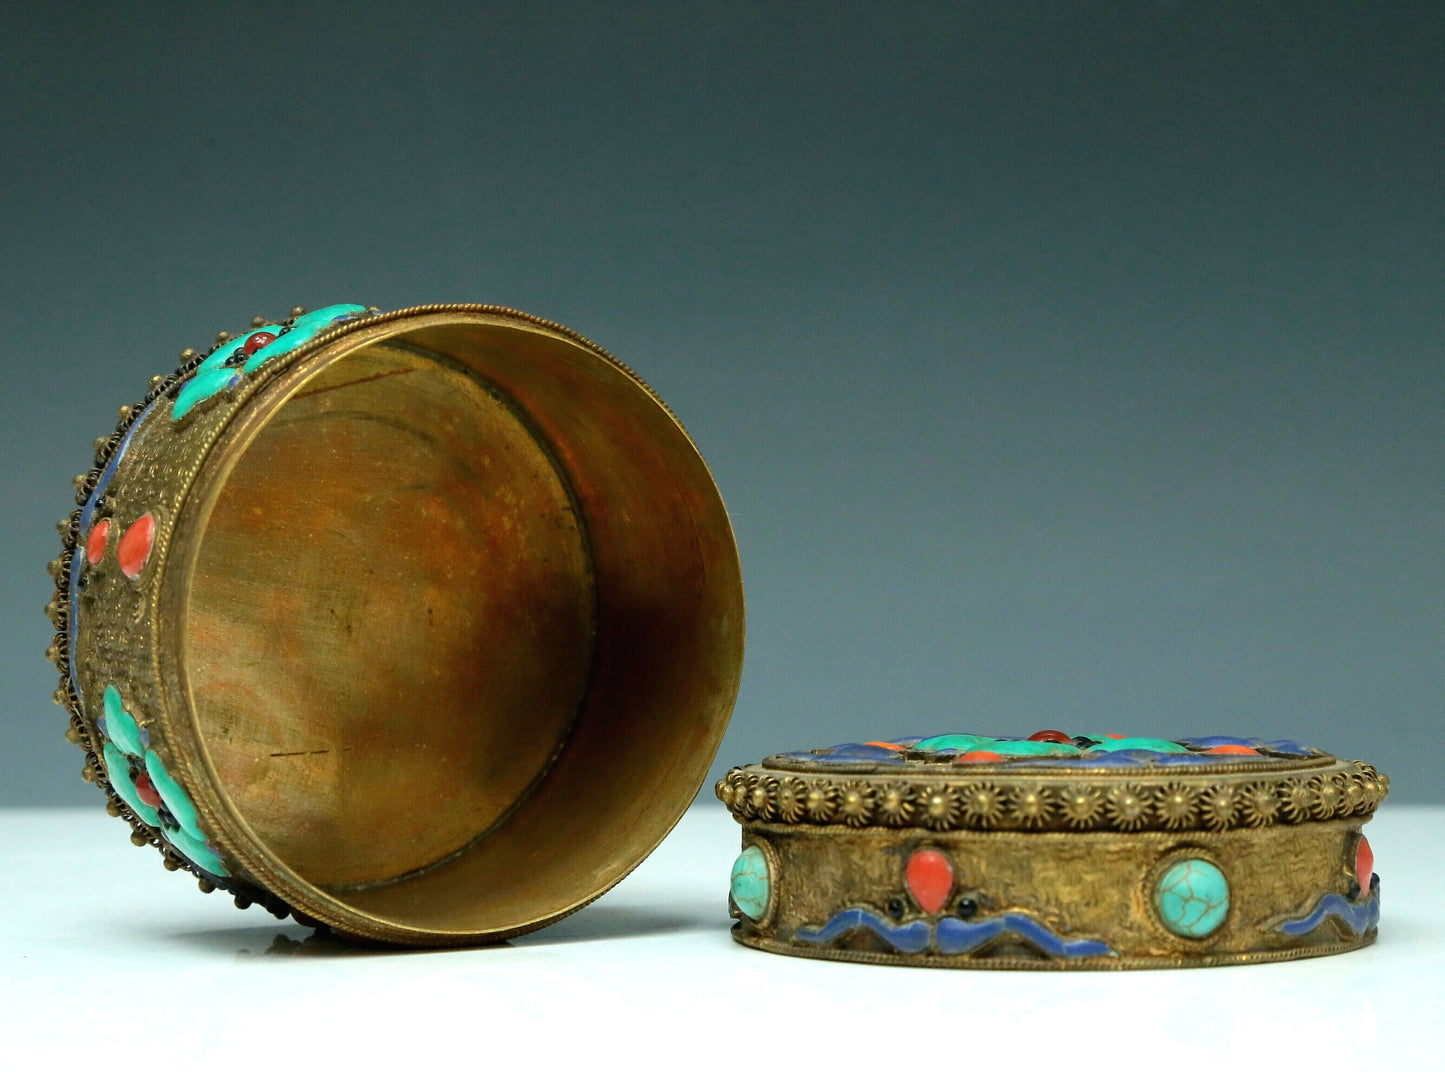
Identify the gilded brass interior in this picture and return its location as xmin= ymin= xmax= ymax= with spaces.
xmin=183 ymin=315 xmax=744 ymax=941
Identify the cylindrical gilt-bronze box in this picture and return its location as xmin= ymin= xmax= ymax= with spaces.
xmin=48 ymin=303 xmax=745 ymax=945
xmin=719 ymin=732 xmax=1386 ymax=969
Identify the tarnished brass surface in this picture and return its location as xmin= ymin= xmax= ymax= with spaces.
xmin=718 ymin=748 xmax=1386 ymax=968
xmin=50 ymin=305 xmax=745 ymax=944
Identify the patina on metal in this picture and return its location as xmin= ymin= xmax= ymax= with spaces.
xmin=48 ymin=303 xmax=745 ymax=945
xmin=718 ymin=733 xmax=1386 ymax=968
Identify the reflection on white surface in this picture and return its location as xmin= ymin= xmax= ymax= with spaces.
xmin=1 ymin=805 xmax=1441 ymax=1068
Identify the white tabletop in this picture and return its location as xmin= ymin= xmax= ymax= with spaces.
xmin=3 ymin=803 xmax=1441 ymax=1068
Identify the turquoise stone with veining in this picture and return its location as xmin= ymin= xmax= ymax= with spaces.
xmin=731 ymin=845 xmax=771 ymax=921
xmin=163 ymin=823 xmax=228 ymax=878
xmin=1087 ymin=736 xmax=1191 ymax=754
xmin=173 ymin=366 xmax=243 ymax=421
xmin=102 ymin=686 xmax=144 ymax=757
xmin=1154 ymin=858 xmax=1230 ymax=937
xmin=915 ymin=734 xmax=996 ymax=752
xmin=101 ymin=741 xmax=160 ymax=827
xmin=144 ymin=749 xmax=204 ymax=842
xmin=243 ymin=303 xmax=368 ymax=372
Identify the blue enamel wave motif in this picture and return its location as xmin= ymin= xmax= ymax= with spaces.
xmin=936 ymin=914 xmax=1113 ymax=957
xmin=795 ymin=908 xmax=1114 ymax=959
xmin=796 ymin=909 xmax=932 ymax=954
xmin=1276 ymin=883 xmax=1381 ymax=937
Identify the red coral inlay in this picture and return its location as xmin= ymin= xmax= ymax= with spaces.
xmin=1356 ymin=836 xmax=1374 ymax=892
xmin=242 ymin=331 xmax=278 ymax=355
xmin=905 ymin=849 xmax=954 ymax=914
xmin=134 ymin=771 xmax=163 ymax=808
xmin=86 ymin=518 xmax=111 ymax=566
xmin=118 ymin=513 xmax=156 ymax=579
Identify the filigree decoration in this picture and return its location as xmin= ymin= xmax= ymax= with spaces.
xmin=1344 ymin=776 xmax=1367 ymax=814
xmin=960 ymin=783 xmax=1006 ymax=828
xmin=804 ymin=783 xmax=839 ymax=824
xmin=775 ymin=777 xmax=808 ymax=822
xmin=1199 ymin=785 xmax=1237 ymax=831
xmin=746 ymin=775 xmax=778 ymax=821
xmin=46 ymin=307 xmax=403 ymax=921
xmin=1363 ymin=772 xmax=1389 ymax=809
xmin=727 ymin=772 xmax=755 ymax=817
xmin=1358 ymin=767 xmax=1390 ymax=809
xmin=1344 ymin=776 xmax=1365 ymax=812
xmin=917 ymin=785 xmax=962 ymax=830
xmin=1105 ymin=784 xmax=1149 ymax=831
xmin=717 ymin=769 xmax=750 ymax=813
xmin=1281 ymin=780 xmax=1316 ymax=823
xmin=875 ymin=783 xmax=916 ymax=826
xmin=1238 ymin=782 xmax=1281 ymax=827
xmin=714 ymin=777 xmax=736 ymax=809
xmin=1009 ymin=786 xmax=1055 ymax=828
xmin=1313 ymin=775 xmax=1346 ymax=818
xmin=1155 ymin=784 xmax=1199 ymax=829
xmin=718 ymin=757 xmax=1385 ymax=833
xmin=1059 ymin=785 xmax=1104 ymax=829
xmin=837 ymin=782 xmax=876 ymax=827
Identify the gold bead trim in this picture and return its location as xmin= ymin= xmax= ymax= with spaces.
xmin=715 ymin=760 xmax=1387 ymax=833
xmin=47 ymin=307 xmax=381 ymax=924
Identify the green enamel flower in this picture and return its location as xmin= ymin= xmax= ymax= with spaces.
xmin=95 ymin=686 xmax=228 ymax=878
xmin=102 ymin=685 xmax=144 ymax=756
xmin=172 ymin=304 xmax=368 ymax=420
xmin=101 ymin=740 xmax=159 ymax=828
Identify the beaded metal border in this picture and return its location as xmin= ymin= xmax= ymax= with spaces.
xmin=44 ymin=308 xmax=341 ymax=920
xmin=46 ymin=303 xmax=670 ymax=928
xmin=715 ymin=758 xmax=1388 ymax=833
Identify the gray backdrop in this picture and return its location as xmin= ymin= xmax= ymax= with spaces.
xmin=2 ymin=2 xmax=1441 ymax=805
